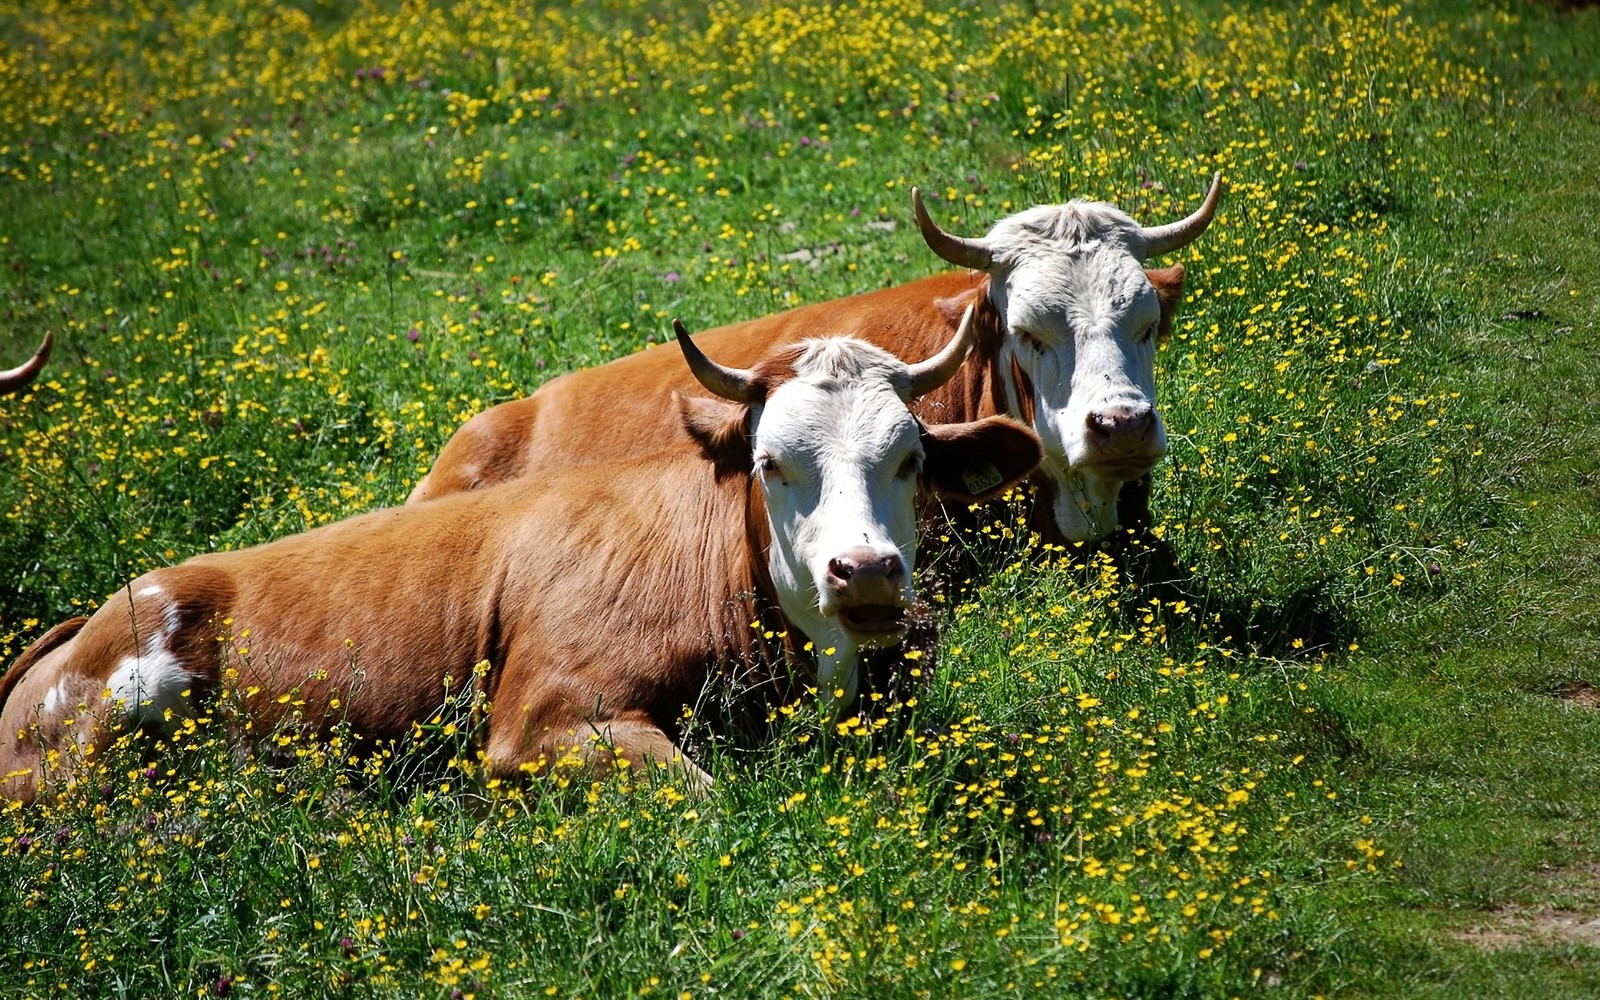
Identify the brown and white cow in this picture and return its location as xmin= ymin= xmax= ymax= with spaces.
xmin=0 ymin=316 xmax=1040 ymax=803
xmin=409 ymin=175 xmax=1221 ymax=547
xmin=0 ymin=333 xmax=51 ymax=395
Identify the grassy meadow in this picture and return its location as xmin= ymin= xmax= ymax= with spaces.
xmin=2 ymin=0 xmax=1599 ymax=996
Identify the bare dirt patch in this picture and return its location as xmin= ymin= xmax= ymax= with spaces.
xmin=1450 ymin=916 xmax=1529 ymax=951
xmin=1447 ymin=863 xmax=1600 ymax=951
xmin=1557 ymin=681 xmax=1599 ymax=709
xmin=1451 ymin=905 xmax=1600 ymax=951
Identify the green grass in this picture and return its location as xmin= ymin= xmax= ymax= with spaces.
xmin=1312 ymin=79 xmax=1600 ymax=998
xmin=2 ymin=0 xmax=1599 ymax=996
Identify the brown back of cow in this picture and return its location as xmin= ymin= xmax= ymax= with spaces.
xmin=407 ymin=270 xmax=1182 ymax=551
xmin=408 ymin=273 xmax=997 ymax=502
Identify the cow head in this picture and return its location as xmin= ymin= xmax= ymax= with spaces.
xmin=913 ymin=174 xmax=1222 ymax=542
xmin=676 ymin=309 xmax=1041 ymax=714
xmin=0 ymin=333 xmax=51 ymax=395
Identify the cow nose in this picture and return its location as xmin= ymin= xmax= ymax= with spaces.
xmin=827 ymin=548 xmax=906 ymax=591
xmin=1085 ymin=404 xmax=1156 ymax=444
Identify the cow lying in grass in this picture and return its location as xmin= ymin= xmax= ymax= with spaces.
xmin=0 ymin=332 xmax=51 ymax=394
xmin=0 ymin=312 xmax=1040 ymax=803
xmin=410 ymin=176 xmax=1220 ymax=551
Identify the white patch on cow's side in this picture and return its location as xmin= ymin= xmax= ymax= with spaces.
xmin=750 ymin=338 xmax=924 ymax=720
xmin=41 ymin=677 xmax=69 ymax=717
xmin=137 ymin=584 xmax=165 ymax=599
xmin=985 ymin=200 xmax=1169 ymax=542
xmin=104 ymin=597 xmax=191 ymax=729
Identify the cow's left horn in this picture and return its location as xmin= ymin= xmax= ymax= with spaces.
xmin=0 ymin=331 xmax=52 ymax=395
xmin=912 ymin=188 xmax=993 ymax=272
xmin=905 ymin=304 xmax=975 ymax=399
xmin=675 ymin=319 xmax=756 ymax=403
xmin=1137 ymin=171 xmax=1223 ymax=260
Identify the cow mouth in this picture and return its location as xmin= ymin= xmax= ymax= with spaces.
xmin=1083 ymin=454 xmax=1163 ymax=481
xmin=836 ymin=604 xmax=909 ymax=637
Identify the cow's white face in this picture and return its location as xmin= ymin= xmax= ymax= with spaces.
xmin=747 ymin=340 xmax=924 ymax=710
xmin=987 ymin=205 xmax=1167 ymax=542
xmin=677 ymin=321 xmax=1042 ymax=719
xmin=913 ymin=175 xmax=1219 ymax=543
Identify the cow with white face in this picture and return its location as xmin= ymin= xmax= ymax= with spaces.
xmin=0 ymin=312 xmax=1041 ymax=801
xmin=912 ymin=174 xmax=1221 ymax=542
xmin=408 ymin=176 xmax=1222 ymax=561
xmin=677 ymin=316 xmax=992 ymax=710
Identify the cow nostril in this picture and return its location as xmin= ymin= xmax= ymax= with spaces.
xmin=827 ymin=557 xmax=856 ymax=586
xmin=883 ymin=554 xmax=906 ymax=583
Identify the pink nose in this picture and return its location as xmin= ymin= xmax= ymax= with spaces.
xmin=1085 ymin=404 xmax=1156 ymax=448
xmin=826 ymin=547 xmax=906 ymax=596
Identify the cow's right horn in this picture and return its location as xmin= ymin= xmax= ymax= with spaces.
xmin=1136 ymin=172 xmax=1223 ymax=259
xmin=904 ymin=304 xmax=975 ymax=399
xmin=912 ymin=188 xmax=993 ymax=272
xmin=0 ymin=332 xmax=52 ymax=395
xmin=675 ymin=319 xmax=756 ymax=403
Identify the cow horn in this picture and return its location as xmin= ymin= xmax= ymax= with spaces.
xmin=675 ymin=319 xmax=756 ymax=403
xmin=912 ymin=187 xmax=993 ymax=272
xmin=1137 ymin=171 xmax=1223 ymax=260
xmin=0 ymin=331 xmax=52 ymax=395
xmin=905 ymin=304 xmax=976 ymax=399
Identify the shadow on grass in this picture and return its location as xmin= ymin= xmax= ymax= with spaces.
xmin=1106 ymin=476 xmax=1360 ymax=660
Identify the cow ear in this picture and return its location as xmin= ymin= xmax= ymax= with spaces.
xmin=677 ymin=392 xmax=752 ymax=474
xmin=919 ymin=416 xmax=1042 ymax=502
xmin=1145 ymin=264 xmax=1185 ymax=341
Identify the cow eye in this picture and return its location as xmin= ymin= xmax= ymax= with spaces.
xmin=1139 ymin=322 xmax=1158 ymax=344
xmin=756 ymin=454 xmax=786 ymax=484
xmin=1018 ymin=330 xmax=1046 ymax=352
xmin=896 ymin=453 xmax=923 ymax=480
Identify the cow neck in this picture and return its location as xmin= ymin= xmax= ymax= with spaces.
xmin=964 ymin=276 xmax=1035 ymax=427
xmin=1000 ymin=353 xmax=1037 ymax=427
xmin=650 ymin=468 xmax=810 ymax=753
xmin=520 ymin=452 xmax=784 ymax=689
xmin=665 ymin=463 xmax=785 ymax=677
xmin=969 ymin=274 xmax=1008 ymax=360
xmin=976 ymin=283 xmax=1058 ymax=544
xmin=967 ymin=279 xmax=1048 ymax=531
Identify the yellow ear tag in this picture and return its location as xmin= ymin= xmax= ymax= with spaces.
xmin=962 ymin=463 xmax=1003 ymax=494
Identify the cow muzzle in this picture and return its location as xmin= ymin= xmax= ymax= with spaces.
xmin=1081 ymin=404 xmax=1164 ymax=480
xmin=823 ymin=547 xmax=911 ymax=640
